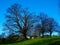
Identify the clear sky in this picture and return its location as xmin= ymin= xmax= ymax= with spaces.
xmin=0 ymin=0 xmax=59 ymax=35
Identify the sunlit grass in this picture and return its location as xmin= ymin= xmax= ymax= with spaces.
xmin=1 ymin=37 xmax=60 ymax=45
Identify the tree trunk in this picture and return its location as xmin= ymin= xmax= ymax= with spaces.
xmin=50 ymin=32 xmax=52 ymax=37
xmin=42 ymin=33 xmax=44 ymax=38
xmin=23 ymin=33 xmax=27 ymax=39
xmin=39 ymin=31 xmax=41 ymax=37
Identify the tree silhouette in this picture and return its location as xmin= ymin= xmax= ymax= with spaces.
xmin=46 ymin=18 xmax=57 ymax=37
xmin=4 ymin=4 xmax=36 ymax=39
xmin=36 ymin=13 xmax=48 ymax=37
xmin=34 ymin=24 xmax=41 ymax=37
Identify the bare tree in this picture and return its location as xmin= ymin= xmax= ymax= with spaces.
xmin=46 ymin=18 xmax=57 ymax=37
xmin=34 ymin=24 xmax=41 ymax=37
xmin=3 ymin=4 xmax=36 ymax=39
xmin=36 ymin=13 xmax=48 ymax=37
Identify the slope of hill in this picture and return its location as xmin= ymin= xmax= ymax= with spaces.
xmin=1 ymin=37 xmax=60 ymax=45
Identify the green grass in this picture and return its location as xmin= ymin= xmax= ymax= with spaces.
xmin=0 ymin=37 xmax=60 ymax=45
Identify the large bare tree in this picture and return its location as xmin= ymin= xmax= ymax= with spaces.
xmin=4 ymin=4 xmax=36 ymax=39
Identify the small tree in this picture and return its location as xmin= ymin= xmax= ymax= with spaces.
xmin=34 ymin=24 xmax=41 ymax=37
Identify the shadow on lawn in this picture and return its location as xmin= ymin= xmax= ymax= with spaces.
xmin=48 ymin=41 xmax=60 ymax=45
xmin=28 ymin=41 xmax=60 ymax=45
xmin=0 ymin=39 xmax=28 ymax=44
xmin=28 ymin=38 xmax=60 ymax=45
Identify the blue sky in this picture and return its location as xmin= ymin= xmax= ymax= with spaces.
xmin=0 ymin=0 xmax=59 ymax=35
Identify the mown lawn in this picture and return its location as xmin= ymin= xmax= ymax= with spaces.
xmin=0 ymin=37 xmax=60 ymax=45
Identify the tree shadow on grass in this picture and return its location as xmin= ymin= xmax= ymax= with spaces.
xmin=48 ymin=41 xmax=60 ymax=45
xmin=0 ymin=39 xmax=29 ymax=44
xmin=28 ymin=38 xmax=60 ymax=45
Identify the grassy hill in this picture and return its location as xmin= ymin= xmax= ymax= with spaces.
xmin=1 ymin=37 xmax=60 ymax=45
